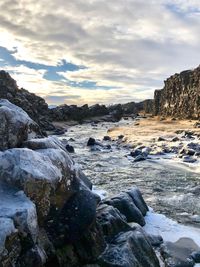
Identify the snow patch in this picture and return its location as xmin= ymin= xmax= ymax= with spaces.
xmin=143 ymin=210 xmax=200 ymax=246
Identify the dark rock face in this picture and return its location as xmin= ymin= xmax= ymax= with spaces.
xmin=0 ymin=70 xmax=53 ymax=130
xmin=154 ymin=66 xmax=200 ymax=119
xmin=96 ymin=204 xmax=131 ymax=241
xmin=103 ymin=192 xmax=145 ymax=226
xmin=98 ymin=226 xmax=160 ymax=267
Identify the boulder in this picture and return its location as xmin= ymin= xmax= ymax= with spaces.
xmin=46 ymin=188 xmax=98 ymax=245
xmin=87 ymin=138 xmax=96 ymax=146
xmin=103 ymin=136 xmax=111 ymax=141
xmin=126 ymin=187 xmax=149 ymax=216
xmin=66 ymin=144 xmax=75 ymax=153
xmin=0 ymin=147 xmax=83 ymax=221
xmin=98 ymin=225 xmax=160 ymax=267
xmin=103 ymin=192 xmax=145 ymax=226
xmin=0 ymin=99 xmax=42 ymax=150
xmin=96 ymin=204 xmax=131 ymax=240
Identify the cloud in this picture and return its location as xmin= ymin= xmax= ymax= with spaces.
xmin=0 ymin=0 xmax=200 ymax=105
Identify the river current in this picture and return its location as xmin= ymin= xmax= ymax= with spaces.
xmin=58 ymin=118 xmax=200 ymax=227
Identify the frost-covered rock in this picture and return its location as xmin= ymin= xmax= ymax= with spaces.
xmin=0 ymin=217 xmax=20 ymax=266
xmin=0 ymin=99 xmax=42 ymax=150
xmin=0 ymin=148 xmax=78 ymax=220
xmin=0 ymin=182 xmax=38 ymax=242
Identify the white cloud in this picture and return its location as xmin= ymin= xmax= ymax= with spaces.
xmin=1 ymin=0 xmax=200 ymax=105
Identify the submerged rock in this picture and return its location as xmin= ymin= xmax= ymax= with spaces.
xmin=66 ymin=144 xmax=75 ymax=153
xmin=87 ymin=138 xmax=96 ymax=146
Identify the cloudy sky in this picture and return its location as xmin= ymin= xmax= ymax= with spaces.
xmin=0 ymin=0 xmax=200 ymax=106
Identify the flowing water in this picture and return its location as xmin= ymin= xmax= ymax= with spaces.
xmin=58 ymin=118 xmax=200 ymax=227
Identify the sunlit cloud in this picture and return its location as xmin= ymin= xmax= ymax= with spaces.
xmin=0 ymin=0 xmax=200 ymax=105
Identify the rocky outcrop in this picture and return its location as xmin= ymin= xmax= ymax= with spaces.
xmin=0 ymin=100 xmax=161 ymax=267
xmin=0 ymin=99 xmax=43 ymax=150
xmin=0 ymin=70 xmax=54 ymax=130
xmin=154 ymin=66 xmax=200 ymax=119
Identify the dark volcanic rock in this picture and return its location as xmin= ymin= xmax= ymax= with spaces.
xmin=66 ymin=144 xmax=75 ymax=153
xmin=98 ymin=225 xmax=160 ymax=267
xmin=96 ymin=204 xmax=131 ymax=241
xmin=46 ymin=188 xmax=98 ymax=245
xmin=154 ymin=65 xmax=200 ymax=119
xmin=103 ymin=192 xmax=145 ymax=226
xmin=87 ymin=138 xmax=96 ymax=146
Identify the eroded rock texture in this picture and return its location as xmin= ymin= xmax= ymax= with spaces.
xmin=154 ymin=66 xmax=200 ymax=119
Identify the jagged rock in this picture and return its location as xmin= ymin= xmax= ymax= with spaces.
xmin=0 ymin=146 xmax=84 ymax=222
xmin=126 ymin=187 xmax=149 ymax=216
xmin=147 ymin=234 xmax=163 ymax=247
xmin=0 ymin=70 xmax=53 ymax=131
xmin=0 ymin=99 xmax=42 ymax=150
xmin=87 ymin=138 xmax=96 ymax=146
xmin=96 ymin=204 xmax=131 ymax=241
xmin=103 ymin=192 xmax=145 ymax=226
xmin=46 ymin=188 xmax=98 ymax=245
xmin=66 ymin=144 xmax=75 ymax=153
xmin=98 ymin=225 xmax=160 ymax=267
xmin=154 ymin=66 xmax=200 ymax=119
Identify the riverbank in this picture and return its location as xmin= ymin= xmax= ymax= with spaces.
xmin=108 ymin=116 xmax=200 ymax=145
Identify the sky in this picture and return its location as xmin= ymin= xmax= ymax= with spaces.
xmin=1 ymin=0 xmax=200 ymax=106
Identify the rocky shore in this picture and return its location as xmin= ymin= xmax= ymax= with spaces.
xmin=1 ymin=100 xmax=200 ymax=267
xmin=0 ymin=99 xmax=161 ymax=267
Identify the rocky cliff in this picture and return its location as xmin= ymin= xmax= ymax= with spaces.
xmin=154 ymin=66 xmax=200 ymax=119
xmin=0 ymin=70 xmax=154 ymax=126
xmin=0 ymin=70 xmax=54 ymax=131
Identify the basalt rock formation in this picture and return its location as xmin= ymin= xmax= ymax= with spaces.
xmin=154 ymin=65 xmax=200 ymax=119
